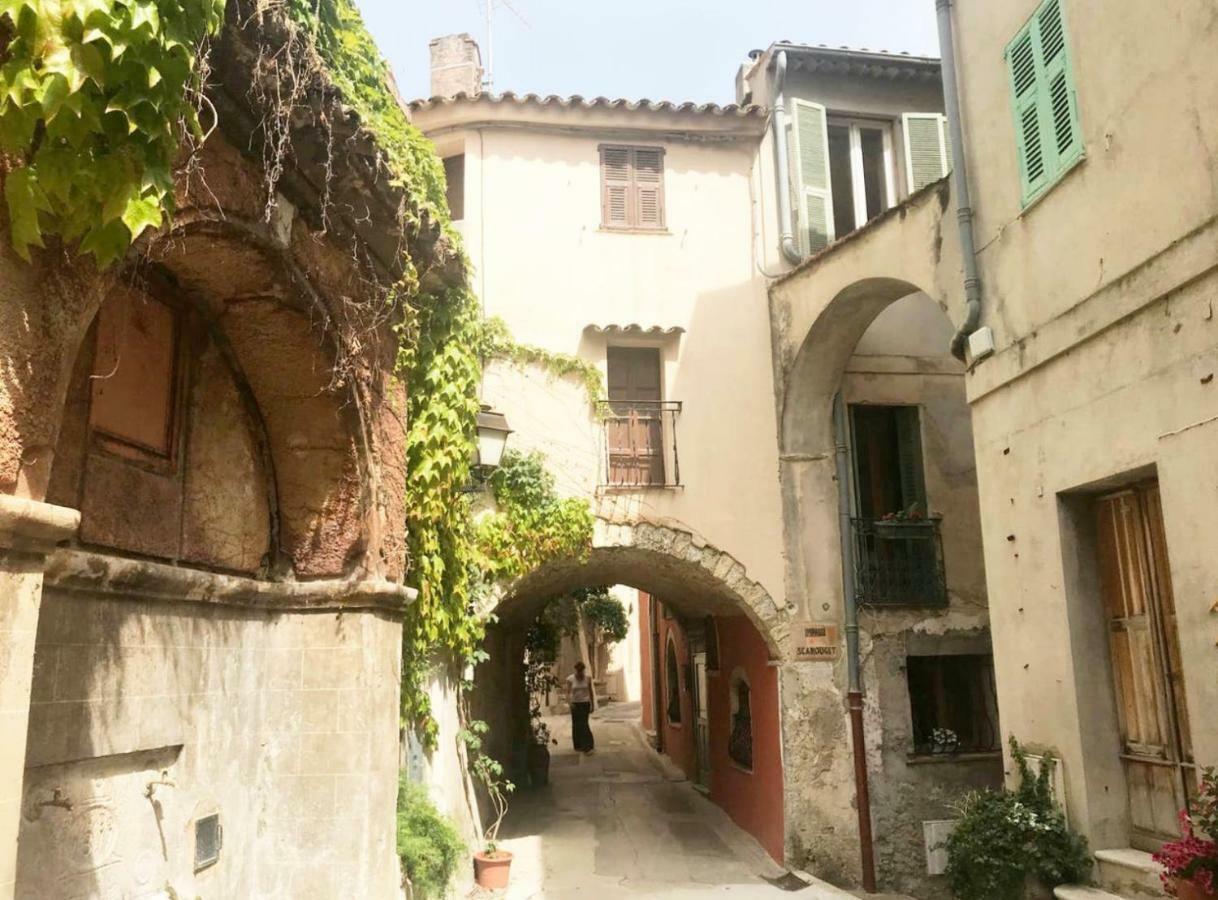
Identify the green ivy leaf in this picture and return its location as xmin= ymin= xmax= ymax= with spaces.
xmin=4 ymin=167 xmax=51 ymax=259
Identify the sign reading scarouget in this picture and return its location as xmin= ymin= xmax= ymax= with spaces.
xmin=791 ymin=622 xmax=841 ymax=661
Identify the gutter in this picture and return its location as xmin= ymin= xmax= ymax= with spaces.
xmin=770 ymin=50 xmax=804 ymax=266
xmin=833 ymin=393 xmax=877 ymax=893
xmin=936 ymin=0 xmax=984 ymax=360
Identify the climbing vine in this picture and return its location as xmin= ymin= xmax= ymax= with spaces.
xmin=0 ymin=0 xmax=225 ymax=264
xmin=480 ymin=315 xmax=604 ymax=407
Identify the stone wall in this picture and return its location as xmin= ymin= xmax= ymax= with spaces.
xmin=18 ymin=566 xmax=402 ymax=900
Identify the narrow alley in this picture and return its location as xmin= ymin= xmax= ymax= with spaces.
xmin=488 ymin=703 xmax=865 ymax=900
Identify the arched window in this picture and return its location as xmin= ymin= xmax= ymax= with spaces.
xmin=729 ymin=669 xmax=753 ymax=770
xmin=665 ymin=636 xmax=681 ymax=724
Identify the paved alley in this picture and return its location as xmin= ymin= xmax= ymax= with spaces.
xmin=483 ymin=703 xmax=858 ymax=899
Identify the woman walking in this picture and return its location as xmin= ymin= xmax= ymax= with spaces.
xmin=566 ymin=661 xmax=595 ymax=753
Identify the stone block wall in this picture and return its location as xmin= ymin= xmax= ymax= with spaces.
xmin=17 ymin=582 xmax=402 ymax=900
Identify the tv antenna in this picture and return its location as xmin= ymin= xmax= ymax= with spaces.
xmin=481 ymin=0 xmax=530 ymax=91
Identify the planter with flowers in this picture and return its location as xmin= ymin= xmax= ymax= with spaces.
xmin=1154 ymin=767 xmax=1218 ymax=900
xmin=874 ymin=503 xmax=939 ymax=538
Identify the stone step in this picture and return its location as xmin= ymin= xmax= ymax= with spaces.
xmin=1055 ymin=886 xmax=1131 ymax=900
xmin=1094 ymin=848 xmax=1166 ymax=897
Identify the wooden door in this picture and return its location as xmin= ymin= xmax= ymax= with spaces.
xmin=1095 ymin=482 xmax=1194 ymax=847
xmin=606 ymin=347 xmax=664 ymax=485
xmin=692 ymin=650 xmax=711 ymax=790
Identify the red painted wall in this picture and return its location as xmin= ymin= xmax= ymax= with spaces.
xmin=655 ymin=601 xmax=697 ymax=781
xmin=708 ymin=615 xmax=784 ymax=863
xmin=639 ymin=592 xmax=654 ymax=732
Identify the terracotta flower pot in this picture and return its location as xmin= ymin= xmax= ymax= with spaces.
xmin=473 ymin=850 xmax=513 ymax=890
xmin=1174 ymin=879 xmax=1218 ymax=900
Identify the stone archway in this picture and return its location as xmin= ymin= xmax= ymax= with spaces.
xmin=494 ymin=518 xmax=790 ymax=658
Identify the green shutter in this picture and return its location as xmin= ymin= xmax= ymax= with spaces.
xmin=902 ymin=113 xmax=950 ymax=192
xmin=940 ymin=116 xmax=953 ymax=174
xmin=790 ymin=99 xmax=834 ymax=254
xmin=895 ymin=407 xmax=927 ymax=512
xmin=1006 ymin=0 xmax=1083 ymax=204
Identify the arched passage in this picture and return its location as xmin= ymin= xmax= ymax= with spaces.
xmin=470 ymin=517 xmax=791 ymax=866
xmin=769 ymin=226 xmax=1001 ymax=891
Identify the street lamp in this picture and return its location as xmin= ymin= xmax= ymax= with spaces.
xmin=473 ymin=404 xmax=512 ymax=474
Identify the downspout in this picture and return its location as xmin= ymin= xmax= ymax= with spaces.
xmin=937 ymin=0 xmax=983 ymax=360
xmin=770 ymin=50 xmax=804 ymax=266
xmin=834 ymin=392 xmax=877 ymax=893
xmin=650 ymin=594 xmax=664 ymax=753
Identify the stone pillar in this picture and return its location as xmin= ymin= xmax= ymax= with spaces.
xmin=429 ymin=34 xmax=483 ymax=98
xmin=0 ymin=495 xmax=78 ymax=900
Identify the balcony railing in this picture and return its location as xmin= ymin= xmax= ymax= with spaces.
xmin=597 ymin=400 xmax=681 ymax=488
xmin=851 ymin=517 xmax=948 ymax=607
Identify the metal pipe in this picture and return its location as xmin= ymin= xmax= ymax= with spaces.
xmin=770 ymin=50 xmax=804 ymax=266
xmin=936 ymin=0 xmax=983 ymax=360
xmin=650 ymin=594 xmax=664 ymax=753
xmin=833 ymin=392 xmax=876 ymax=893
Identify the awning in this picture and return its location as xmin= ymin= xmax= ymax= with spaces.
xmin=583 ymin=323 xmax=685 ymax=338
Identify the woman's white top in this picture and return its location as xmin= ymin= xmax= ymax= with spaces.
xmin=566 ymin=673 xmax=592 ymax=704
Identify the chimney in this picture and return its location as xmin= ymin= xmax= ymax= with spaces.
xmin=429 ymin=34 xmax=484 ymax=98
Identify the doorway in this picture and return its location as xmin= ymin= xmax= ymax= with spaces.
xmin=1094 ymin=480 xmax=1195 ymax=848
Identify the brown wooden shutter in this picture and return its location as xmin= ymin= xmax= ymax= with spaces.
xmin=606 ymin=347 xmax=664 ymax=485
xmin=601 ymin=146 xmax=631 ymax=227
xmin=633 ymin=148 xmax=665 ymax=229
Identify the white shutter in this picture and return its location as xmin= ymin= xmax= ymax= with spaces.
xmin=789 ymin=99 xmax=834 ymax=255
xmin=601 ymin=146 xmax=631 ymax=227
xmin=633 ymin=148 xmax=665 ymax=229
xmin=902 ymin=112 xmax=950 ymax=193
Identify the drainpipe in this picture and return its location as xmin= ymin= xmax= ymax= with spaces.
xmin=833 ymin=392 xmax=877 ymax=893
xmin=650 ymin=594 xmax=664 ymax=753
xmin=770 ymin=50 xmax=804 ymax=266
xmin=937 ymin=0 xmax=983 ymax=361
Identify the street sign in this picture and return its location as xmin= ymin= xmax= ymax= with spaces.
xmin=791 ymin=622 xmax=840 ymax=661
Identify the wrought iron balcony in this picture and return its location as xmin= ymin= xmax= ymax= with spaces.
xmin=851 ymin=517 xmax=948 ymax=607
xmin=596 ymin=400 xmax=682 ymax=488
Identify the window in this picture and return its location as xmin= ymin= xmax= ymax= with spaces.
xmin=194 ymin=812 xmax=222 ymax=871
xmin=1005 ymin=0 xmax=1083 ymax=205
xmin=600 ymin=145 xmax=665 ymax=229
xmin=665 ymin=637 xmax=681 ymax=724
xmin=442 ymin=155 xmax=464 ymax=221
xmin=90 ymin=289 xmax=180 ymax=461
xmin=906 ymin=654 xmax=999 ymax=755
xmin=850 ymin=405 xmax=946 ymax=606
xmin=851 ymin=405 xmax=926 ymax=518
xmin=728 ymin=671 xmax=753 ymax=770
xmin=826 ymin=118 xmax=896 ymax=238
xmin=605 ymin=347 xmax=665 ymax=486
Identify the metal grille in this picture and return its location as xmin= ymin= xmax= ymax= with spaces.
xmin=194 ymin=813 xmax=222 ymax=871
xmin=597 ymin=400 xmax=681 ymax=487
xmin=851 ymin=518 xmax=947 ymax=607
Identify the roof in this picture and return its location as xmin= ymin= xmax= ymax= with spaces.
xmin=765 ymin=42 xmax=942 ymax=81
xmin=407 ymin=90 xmax=764 ymax=119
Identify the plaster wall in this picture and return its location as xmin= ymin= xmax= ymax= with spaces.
xmin=18 ymin=583 xmax=401 ymax=900
xmin=706 ymin=614 xmax=784 ymax=865
xmin=455 ymin=122 xmax=787 ymax=608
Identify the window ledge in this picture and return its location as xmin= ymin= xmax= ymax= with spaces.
xmin=906 ymin=750 xmax=1002 ymax=766
xmin=598 ymin=484 xmax=684 ymax=492
xmin=597 ymin=226 xmax=672 ymax=235
xmin=729 ymin=762 xmax=754 ymax=775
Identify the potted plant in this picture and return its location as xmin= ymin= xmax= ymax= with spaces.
xmin=1153 ymin=768 xmax=1218 ymax=900
xmin=931 ymin=727 xmax=961 ymax=756
xmin=472 ymin=753 xmax=515 ymax=890
xmin=526 ymin=711 xmax=556 ymax=787
xmin=874 ymin=503 xmax=936 ymax=537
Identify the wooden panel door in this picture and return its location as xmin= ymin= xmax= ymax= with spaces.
xmin=606 ymin=347 xmax=664 ymax=485
xmin=1095 ymin=483 xmax=1194 ymax=847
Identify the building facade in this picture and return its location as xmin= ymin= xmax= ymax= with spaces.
xmin=413 ymin=34 xmax=1001 ymax=896
xmin=0 ymin=11 xmax=441 ymax=898
xmin=770 ymin=1 xmax=1218 ymax=896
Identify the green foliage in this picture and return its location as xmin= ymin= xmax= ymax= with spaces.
xmin=475 ymin=449 xmax=595 ymax=583
xmin=480 ymin=315 xmax=604 ymax=406
xmin=396 ymin=778 xmax=465 ymax=900
xmin=943 ymin=738 xmax=1091 ymax=900
xmin=580 ymin=588 xmax=629 ymax=643
xmin=0 ymin=0 xmax=225 ymax=263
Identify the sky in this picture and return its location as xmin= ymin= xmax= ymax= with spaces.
xmin=356 ymin=0 xmax=942 ymax=106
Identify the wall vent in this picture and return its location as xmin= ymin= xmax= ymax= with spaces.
xmin=923 ymin=819 xmax=957 ymax=875
xmin=195 ymin=813 xmax=222 ymax=871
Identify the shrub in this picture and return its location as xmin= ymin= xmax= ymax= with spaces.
xmin=943 ymin=738 xmax=1091 ymax=900
xmin=1153 ymin=767 xmax=1218 ymax=896
xmin=396 ymin=778 xmax=465 ymax=899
